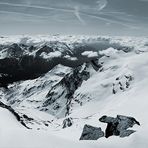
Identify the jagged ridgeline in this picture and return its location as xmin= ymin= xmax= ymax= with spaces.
xmin=0 ymin=37 xmax=131 ymax=87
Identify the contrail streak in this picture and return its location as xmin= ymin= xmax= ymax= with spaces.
xmin=0 ymin=2 xmax=74 ymax=13
xmin=0 ymin=10 xmax=46 ymax=18
xmin=80 ymin=12 xmax=138 ymax=29
xmin=0 ymin=2 xmax=138 ymax=28
xmin=0 ymin=2 xmax=86 ymax=24
xmin=96 ymin=0 xmax=108 ymax=11
xmin=74 ymin=6 xmax=86 ymax=25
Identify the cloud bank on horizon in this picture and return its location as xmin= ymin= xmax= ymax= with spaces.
xmin=0 ymin=0 xmax=148 ymax=35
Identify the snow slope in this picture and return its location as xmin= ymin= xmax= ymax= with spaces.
xmin=0 ymin=35 xmax=148 ymax=148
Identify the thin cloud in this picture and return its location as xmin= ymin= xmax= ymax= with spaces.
xmin=80 ymin=11 xmax=138 ymax=29
xmin=74 ymin=6 xmax=86 ymax=25
xmin=0 ymin=0 xmax=144 ymax=34
xmin=0 ymin=1 xmax=108 ymax=26
xmin=0 ymin=10 xmax=46 ymax=18
xmin=0 ymin=2 xmax=74 ymax=13
xmin=0 ymin=2 xmax=138 ymax=28
xmin=140 ymin=0 xmax=148 ymax=1
xmin=96 ymin=0 xmax=108 ymax=11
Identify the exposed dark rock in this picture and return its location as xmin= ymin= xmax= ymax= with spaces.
xmin=43 ymin=64 xmax=90 ymax=117
xmin=36 ymin=45 xmax=53 ymax=57
xmin=22 ymin=114 xmax=34 ymax=122
xmin=126 ymin=81 xmax=130 ymax=88
xmin=80 ymin=124 xmax=104 ymax=140
xmin=62 ymin=117 xmax=73 ymax=128
xmin=99 ymin=115 xmax=140 ymax=138
xmin=0 ymin=101 xmax=32 ymax=129
xmin=61 ymin=64 xmax=90 ymax=101
xmin=112 ymin=74 xmax=133 ymax=94
xmin=125 ymin=75 xmax=133 ymax=81
xmin=119 ymin=46 xmax=133 ymax=53
xmin=7 ymin=43 xmax=23 ymax=58
xmin=90 ymin=59 xmax=102 ymax=71
xmin=112 ymin=83 xmax=116 ymax=94
xmin=0 ymin=56 xmax=54 ymax=87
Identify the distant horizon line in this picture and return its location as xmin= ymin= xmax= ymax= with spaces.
xmin=0 ymin=34 xmax=148 ymax=37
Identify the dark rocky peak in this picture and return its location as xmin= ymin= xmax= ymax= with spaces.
xmin=7 ymin=43 xmax=24 ymax=58
xmin=28 ymin=45 xmax=37 ymax=52
xmin=36 ymin=45 xmax=54 ymax=57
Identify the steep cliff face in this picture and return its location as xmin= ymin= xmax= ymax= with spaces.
xmin=42 ymin=63 xmax=93 ymax=118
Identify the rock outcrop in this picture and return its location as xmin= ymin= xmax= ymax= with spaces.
xmin=99 ymin=115 xmax=140 ymax=138
xmin=80 ymin=124 xmax=104 ymax=140
xmin=42 ymin=64 xmax=91 ymax=117
xmin=62 ymin=117 xmax=73 ymax=128
xmin=80 ymin=115 xmax=140 ymax=140
xmin=0 ymin=101 xmax=33 ymax=129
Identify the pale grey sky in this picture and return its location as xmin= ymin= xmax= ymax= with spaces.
xmin=0 ymin=0 xmax=148 ymax=36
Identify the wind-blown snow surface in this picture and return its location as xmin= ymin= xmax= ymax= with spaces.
xmin=0 ymin=35 xmax=148 ymax=148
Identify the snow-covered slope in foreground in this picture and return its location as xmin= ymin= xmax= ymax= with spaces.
xmin=0 ymin=36 xmax=148 ymax=148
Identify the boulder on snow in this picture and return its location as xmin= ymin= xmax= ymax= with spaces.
xmin=99 ymin=115 xmax=140 ymax=138
xmin=62 ymin=117 xmax=73 ymax=128
xmin=80 ymin=124 xmax=104 ymax=140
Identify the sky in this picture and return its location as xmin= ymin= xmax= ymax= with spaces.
xmin=0 ymin=0 xmax=148 ymax=36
